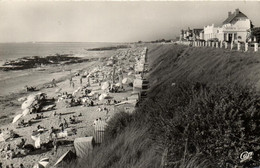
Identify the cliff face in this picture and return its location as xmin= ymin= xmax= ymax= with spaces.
xmin=73 ymin=44 xmax=260 ymax=168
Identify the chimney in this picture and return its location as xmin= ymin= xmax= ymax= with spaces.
xmin=228 ymin=11 xmax=231 ymax=17
xmin=235 ymin=8 xmax=240 ymax=14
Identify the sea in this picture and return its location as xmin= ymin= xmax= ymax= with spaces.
xmin=0 ymin=42 xmax=122 ymax=95
xmin=0 ymin=42 xmax=121 ymax=65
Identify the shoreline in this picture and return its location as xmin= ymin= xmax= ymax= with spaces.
xmin=0 ymin=54 xmax=108 ymax=127
xmin=0 ymin=45 xmax=145 ymax=167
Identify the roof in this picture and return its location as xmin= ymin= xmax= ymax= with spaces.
xmin=193 ymin=29 xmax=203 ymax=35
xmin=223 ymin=9 xmax=248 ymax=24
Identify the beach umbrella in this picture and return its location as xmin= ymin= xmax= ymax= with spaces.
xmin=33 ymin=157 xmax=49 ymax=168
xmin=101 ymin=82 xmax=110 ymax=90
xmin=12 ymin=114 xmax=23 ymax=123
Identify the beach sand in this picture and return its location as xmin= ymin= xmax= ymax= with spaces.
xmin=0 ymin=47 xmax=142 ymax=167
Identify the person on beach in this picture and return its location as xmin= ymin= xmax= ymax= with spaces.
xmin=80 ymin=77 xmax=83 ymax=85
xmin=69 ymin=77 xmax=73 ymax=87
xmin=63 ymin=118 xmax=68 ymax=128
xmin=52 ymin=78 xmax=57 ymax=87
xmin=52 ymin=137 xmax=58 ymax=155
xmin=19 ymin=164 xmax=25 ymax=168
xmin=49 ymin=127 xmax=56 ymax=140
xmin=17 ymin=138 xmax=26 ymax=149
xmin=58 ymin=113 xmax=62 ymax=123
xmin=59 ymin=123 xmax=64 ymax=132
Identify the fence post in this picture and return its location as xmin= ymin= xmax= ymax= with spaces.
xmin=255 ymin=43 xmax=259 ymax=52
xmin=245 ymin=43 xmax=248 ymax=52
xmin=216 ymin=42 xmax=219 ymax=48
xmin=212 ymin=42 xmax=214 ymax=48
xmin=220 ymin=41 xmax=223 ymax=48
xmin=231 ymin=42 xmax=233 ymax=50
xmin=206 ymin=41 xmax=208 ymax=47
xmin=237 ymin=42 xmax=241 ymax=51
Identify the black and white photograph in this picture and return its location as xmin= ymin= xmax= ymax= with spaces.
xmin=0 ymin=1 xmax=260 ymax=168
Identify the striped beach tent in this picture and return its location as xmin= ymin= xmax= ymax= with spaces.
xmin=93 ymin=120 xmax=107 ymax=144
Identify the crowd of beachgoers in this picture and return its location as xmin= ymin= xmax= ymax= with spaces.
xmin=0 ymin=46 xmax=147 ymax=168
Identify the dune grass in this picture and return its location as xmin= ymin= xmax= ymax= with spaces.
xmin=69 ymin=44 xmax=260 ymax=168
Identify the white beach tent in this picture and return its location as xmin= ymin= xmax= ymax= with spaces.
xmin=133 ymin=79 xmax=143 ymax=89
xmin=74 ymin=136 xmax=94 ymax=158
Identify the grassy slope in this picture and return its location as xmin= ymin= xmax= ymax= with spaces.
xmin=74 ymin=44 xmax=260 ymax=168
xmin=148 ymin=44 xmax=260 ymax=97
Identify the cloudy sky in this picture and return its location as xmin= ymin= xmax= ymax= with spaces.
xmin=0 ymin=1 xmax=259 ymax=42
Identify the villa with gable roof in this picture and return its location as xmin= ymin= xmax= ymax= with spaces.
xmin=203 ymin=9 xmax=253 ymax=43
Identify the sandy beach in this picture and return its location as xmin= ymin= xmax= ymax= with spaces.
xmin=0 ymin=46 xmax=145 ymax=167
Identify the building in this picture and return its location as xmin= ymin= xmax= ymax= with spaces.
xmin=192 ymin=29 xmax=204 ymax=40
xmin=180 ymin=28 xmax=203 ymax=41
xmin=203 ymin=24 xmax=222 ymax=41
xmin=220 ymin=9 xmax=252 ymax=43
xmin=202 ymin=9 xmax=253 ymax=43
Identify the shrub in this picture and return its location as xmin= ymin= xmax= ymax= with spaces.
xmin=146 ymin=82 xmax=260 ymax=167
xmin=105 ymin=112 xmax=134 ymax=140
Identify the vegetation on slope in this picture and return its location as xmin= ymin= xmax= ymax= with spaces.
xmin=71 ymin=44 xmax=260 ymax=168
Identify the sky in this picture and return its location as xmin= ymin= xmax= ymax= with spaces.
xmin=0 ymin=1 xmax=259 ymax=43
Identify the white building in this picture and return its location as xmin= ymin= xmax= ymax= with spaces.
xmin=204 ymin=24 xmax=222 ymax=41
xmin=220 ymin=9 xmax=252 ymax=43
xmin=203 ymin=9 xmax=252 ymax=43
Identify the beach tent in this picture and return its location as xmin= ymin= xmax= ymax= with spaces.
xmin=53 ymin=150 xmax=76 ymax=167
xmin=74 ymin=136 xmax=94 ymax=158
xmin=33 ymin=158 xmax=49 ymax=168
xmin=12 ymin=114 xmax=23 ymax=123
xmin=133 ymin=79 xmax=143 ymax=89
xmin=93 ymin=120 xmax=107 ymax=144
